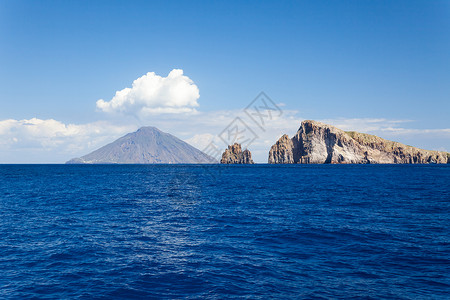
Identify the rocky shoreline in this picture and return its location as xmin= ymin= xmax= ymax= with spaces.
xmin=268 ymin=120 xmax=449 ymax=164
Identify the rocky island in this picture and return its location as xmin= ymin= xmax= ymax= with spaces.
xmin=220 ymin=143 xmax=254 ymax=164
xmin=269 ymin=120 xmax=449 ymax=164
xmin=66 ymin=126 xmax=217 ymax=164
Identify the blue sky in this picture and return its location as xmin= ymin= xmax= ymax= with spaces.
xmin=0 ymin=0 xmax=449 ymax=162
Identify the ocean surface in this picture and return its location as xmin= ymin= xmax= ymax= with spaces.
xmin=0 ymin=164 xmax=449 ymax=299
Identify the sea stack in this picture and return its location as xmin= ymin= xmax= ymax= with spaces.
xmin=268 ymin=134 xmax=294 ymax=164
xmin=220 ymin=143 xmax=254 ymax=164
xmin=269 ymin=120 xmax=450 ymax=164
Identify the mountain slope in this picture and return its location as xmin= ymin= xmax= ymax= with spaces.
xmin=66 ymin=127 xmax=217 ymax=164
xmin=269 ymin=120 xmax=449 ymax=164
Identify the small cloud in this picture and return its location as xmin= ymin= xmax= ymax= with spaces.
xmin=184 ymin=133 xmax=219 ymax=151
xmin=319 ymin=118 xmax=412 ymax=133
xmin=319 ymin=117 xmax=450 ymax=152
xmin=320 ymin=117 xmax=450 ymax=137
xmin=96 ymin=69 xmax=200 ymax=117
xmin=0 ymin=118 xmax=134 ymax=162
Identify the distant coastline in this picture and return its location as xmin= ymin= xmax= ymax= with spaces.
xmin=67 ymin=120 xmax=449 ymax=165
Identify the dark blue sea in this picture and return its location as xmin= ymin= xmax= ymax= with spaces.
xmin=0 ymin=165 xmax=449 ymax=299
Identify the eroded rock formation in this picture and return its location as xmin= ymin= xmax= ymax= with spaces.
xmin=269 ymin=120 xmax=449 ymax=164
xmin=221 ymin=143 xmax=254 ymax=164
xmin=268 ymin=134 xmax=294 ymax=164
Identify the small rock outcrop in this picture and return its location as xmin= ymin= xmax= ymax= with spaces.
xmin=220 ymin=143 xmax=254 ymax=164
xmin=268 ymin=134 xmax=294 ymax=164
xmin=269 ymin=120 xmax=449 ymax=164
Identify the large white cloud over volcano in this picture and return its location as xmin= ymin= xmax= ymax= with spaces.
xmin=96 ymin=69 xmax=200 ymax=116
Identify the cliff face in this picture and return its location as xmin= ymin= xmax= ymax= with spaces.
xmin=268 ymin=134 xmax=294 ymax=164
xmin=221 ymin=143 xmax=254 ymax=164
xmin=269 ymin=120 xmax=449 ymax=164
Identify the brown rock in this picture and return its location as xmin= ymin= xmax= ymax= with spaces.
xmin=268 ymin=120 xmax=449 ymax=164
xmin=268 ymin=134 xmax=294 ymax=163
xmin=220 ymin=143 xmax=254 ymax=164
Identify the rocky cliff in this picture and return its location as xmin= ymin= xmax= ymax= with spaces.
xmin=269 ymin=120 xmax=449 ymax=164
xmin=268 ymin=134 xmax=294 ymax=164
xmin=220 ymin=143 xmax=254 ymax=164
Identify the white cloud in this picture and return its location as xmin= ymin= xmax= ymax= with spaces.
xmin=180 ymin=114 xmax=450 ymax=162
xmin=319 ymin=118 xmax=412 ymax=133
xmin=0 ymin=118 xmax=134 ymax=163
xmin=177 ymin=109 xmax=303 ymax=162
xmin=184 ymin=133 xmax=216 ymax=151
xmin=96 ymin=69 xmax=200 ymax=116
xmin=1 ymin=113 xmax=449 ymax=163
xmin=320 ymin=117 xmax=450 ymax=137
xmin=319 ymin=117 xmax=450 ymax=152
xmin=2 ymin=65 xmax=449 ymax=163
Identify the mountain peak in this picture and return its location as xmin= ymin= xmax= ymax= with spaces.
xmin=66 ymin=126 xmax=217 ymax=164
xmin=136 ymin=126 xmax=160 ymax=133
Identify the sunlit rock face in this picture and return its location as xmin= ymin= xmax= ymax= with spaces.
xmin=268 ymin=134 xmax=294 ymax=164
xmin=269 ymin=120 xmax=449 ymax=164
xmin=220 ymin=143 xmax=254 ymax=164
